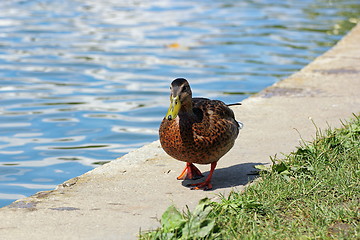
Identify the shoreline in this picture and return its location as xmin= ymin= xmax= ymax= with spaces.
xmin=0 ymin=23 xmax=359 ymax=240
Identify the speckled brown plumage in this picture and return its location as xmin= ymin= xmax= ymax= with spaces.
xmin=160 ymin=97 xmax=239 ymax=164
xmin=159 ymin=78 xmax=240 ymax=190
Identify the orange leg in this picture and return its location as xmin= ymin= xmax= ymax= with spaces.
xmin=177 ymin=162 xmax=204 ymax=180
xmin=189 ymin=162 xmax=217 ymax=190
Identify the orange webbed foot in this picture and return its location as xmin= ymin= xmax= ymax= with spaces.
xmin=189 ymin=181 xmax=213 ymax=190
xmin=187 ymin=161 xmax=217 ymax=191
xmin=177 ymin=163 xmax=204 ymax=180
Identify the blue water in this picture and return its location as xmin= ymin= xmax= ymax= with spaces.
xmin=0 ymin=0 xmax=359 ymax=206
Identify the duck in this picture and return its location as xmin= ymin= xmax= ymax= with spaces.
xmin=159 ymin=78 xmax=241 ymax=190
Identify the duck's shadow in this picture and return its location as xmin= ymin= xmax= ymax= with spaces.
xmin=181 ymin=162 xmax=261 ymax=191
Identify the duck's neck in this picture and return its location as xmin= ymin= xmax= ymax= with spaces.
xmin=179 ymin=99 xmax=193 ymax=115
xmin=179 ymin=101 xmax=195 ymax=118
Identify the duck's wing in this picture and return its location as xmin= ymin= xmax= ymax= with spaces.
xmin=191 ymin=98 xmax=239 ymax=138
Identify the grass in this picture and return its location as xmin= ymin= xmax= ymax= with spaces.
xmin=140 ymin=114 xmax=360 ymax=239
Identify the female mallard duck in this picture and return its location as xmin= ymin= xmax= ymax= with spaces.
xmin=159 ymin=78 xmax=240 ymax=190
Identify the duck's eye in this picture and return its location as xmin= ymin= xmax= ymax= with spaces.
xmin=182 ymin=86 xmax=188 ymax=92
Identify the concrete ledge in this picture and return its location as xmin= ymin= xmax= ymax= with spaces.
xmin=1 ymin=23 xmax=359 ymax=240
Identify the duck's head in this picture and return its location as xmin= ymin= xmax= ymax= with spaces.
xmin=165 ymin=78 xmax=192 ymax=120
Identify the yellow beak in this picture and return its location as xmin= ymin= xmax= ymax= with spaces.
xmin=165 ymin=95 xmax=181 ymax=120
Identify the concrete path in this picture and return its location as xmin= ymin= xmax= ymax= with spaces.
xmin=1 ymin=23 xmax=359 ymax=240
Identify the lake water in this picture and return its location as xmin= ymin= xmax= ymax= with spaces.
xmin=0 ymin=0 xmax=359 ymax=207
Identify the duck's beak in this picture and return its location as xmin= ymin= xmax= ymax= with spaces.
xmin=165 ymin=95 xmax=181 ymax=120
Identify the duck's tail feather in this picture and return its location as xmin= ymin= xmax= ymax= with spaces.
xmin=226 ymin=102 xmax=242 ymax=107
